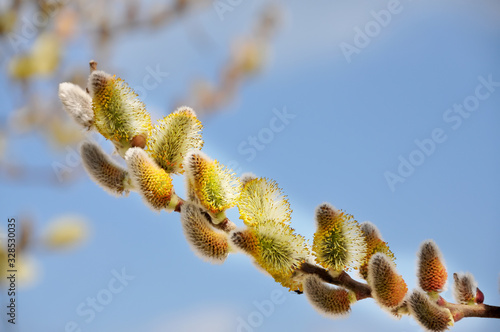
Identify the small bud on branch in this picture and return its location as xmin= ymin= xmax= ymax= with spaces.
xmin=452 ymin=272 xmax=477 ymax=305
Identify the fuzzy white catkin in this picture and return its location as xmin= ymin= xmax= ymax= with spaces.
xmin=408 ymin=290 xmax=453 ymax=332
xmin=180 ymin=202 xmax=230 ymax=264
xmin=58 ymin=82 xmax=94 ymax=129
xmin=303 ymin=274 xmax=353 ymax=318
xmin=453 ymin=272 xmax=477 ymax=304
xmin=359 ymin=221 xmax=384 ymax=241
xmin=80 ymin=142 xmax=130 ymax=196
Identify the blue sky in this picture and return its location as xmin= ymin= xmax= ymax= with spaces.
xmin=2 ymin=1 xmax=500 ymax=331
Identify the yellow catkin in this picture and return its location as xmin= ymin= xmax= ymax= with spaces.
xmin=312 ymin=203 xmax=366 ymax=272
xmin=147 ymin=106 xmax=203 ymax=174
xmin=359 ymin=221 xmax=395 ymax=280
xmin=230 ymin=222 xmax=310 ymax=292
xmin=184 ymin=151 xmax=239 ymax=216
xmin=237 ymin=177 xmax=291 ymax=227
xmin=88 ymin=70 xmax=151 ymax=156
xmin=125 ymin=148 xmax=176 ymax=211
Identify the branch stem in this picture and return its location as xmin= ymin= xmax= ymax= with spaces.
xmin=444 ymin=302 xmax=500 ymax=321
xmin=298 ymin=263 xmax=372 ymax=300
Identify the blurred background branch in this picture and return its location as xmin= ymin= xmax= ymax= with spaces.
xmin=0 ymin=0 xmax=280 ymax=185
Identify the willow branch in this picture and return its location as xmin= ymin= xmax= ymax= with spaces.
xmin=165 ymin=169 xmax=500 ymax=324
xmin=443 ymin=301 xmax=500 ymax=320
xmin=173 ymin=196 xmax=237 ymax=232
xmin=298 ymin=262 xmax=372 ymax=300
